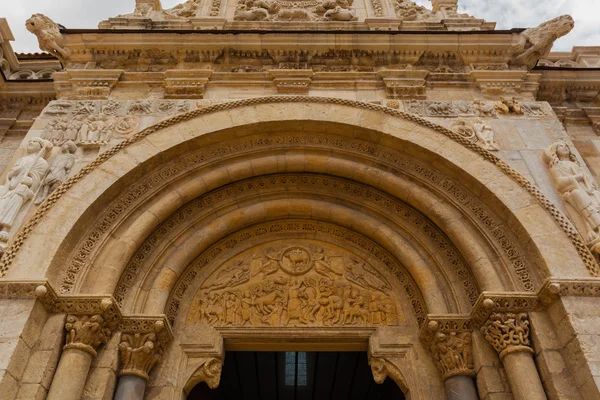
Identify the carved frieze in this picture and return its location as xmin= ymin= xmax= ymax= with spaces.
xmin=187 ymin=244 xmax=400 ymax=327
xmin=233 ymin=0 xmax=358 ymax=22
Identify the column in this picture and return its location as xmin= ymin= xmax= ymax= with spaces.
xmin=114 ymin=332 xmax=162 ymax=400
xmin=481 ymin=312 xmax=546 ymax=400
xmin=47 ymin=314 xmax=112 ymax=400
xmin=425 ymin=322 xmax=478 ymax=400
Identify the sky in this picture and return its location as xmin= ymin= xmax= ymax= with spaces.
xmin=2 ymin=0 xmax=599 ymax=53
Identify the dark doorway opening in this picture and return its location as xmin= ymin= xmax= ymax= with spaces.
xmin=188 ymin=351 xmax=405 ymax=400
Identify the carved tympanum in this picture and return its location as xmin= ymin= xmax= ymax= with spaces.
xmin=480 ymin=313 xmax=531 ymax=359
xmin=64 ymin=314 xmax=112 ymax=357
xmin=119 ymin=332 xmax=162 ymax=381
xmin=0 ymin=138 xmax=53 ymax=242
xmin=544 ymin=142 xmax=600 ymax=257
xmin=188 ymin=245 xmax=399 ymax=327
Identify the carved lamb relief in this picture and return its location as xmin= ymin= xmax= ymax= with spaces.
xmin=187 ymin=244 xmax=401 ymax=327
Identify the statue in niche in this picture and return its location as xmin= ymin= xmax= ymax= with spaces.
xmin=188 ymin=245 xmax=399 ymax=327
xmin=544 ymin=142 xmax=600 ymax=255
xmin=34 ymin=141 xmax=77 ymax=205
xmin=0 ymin=138 xmax=53 ymax=241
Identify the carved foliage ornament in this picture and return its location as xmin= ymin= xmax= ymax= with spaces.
xmin=119 ymin=332 xmax=162 ymax=381
xmin=64 ymin=314 xmax=112 ymax=357
xmin=188 ymin=245 xmax=399 ymax=328
xmin=480 ymin=313 xmax=531 ymax=359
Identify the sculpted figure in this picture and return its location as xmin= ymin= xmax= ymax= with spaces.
xmin=167 ymin=0 xmax=201 ymax=17
xmin=511 ymin=15 xmax=575 ymax=69
xmin=25 ymin=14 xmax=70 ymax=63
xmin=34 ymin=141 xmax=77 ymax=205
xmin=133 ymin=0 xmax=163 ymax=16
xmin=393 ymin=0 xmax=437 ymax=21
xmin=234 ymin=0 xmax=278 ymax=21
xmin=473 ymin=120 xmax=499 ymax=151
xmin=324 ymin=6 xmax=357 ymax=21
xmin=544 ymin=142 xmax=600 ymax=254
xmin=0 ymin=138 xmax=53 ymax=241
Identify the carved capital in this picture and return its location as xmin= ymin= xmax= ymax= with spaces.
xmin=64 ymin=314 xmax=112 ymax=357
xmin=481 ymin=312 xmax=532 ymax=360
xmin=427 ymin=330 xmax=474 ymax=380
xmin=119 ymin=332 xmax=162 ymax=381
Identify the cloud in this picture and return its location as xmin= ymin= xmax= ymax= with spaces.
xmin=3 ymin=0 xmax=598 ymax=53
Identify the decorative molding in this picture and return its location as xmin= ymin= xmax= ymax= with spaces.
xmin=53 ymin=70 xmax=124 ymax=100
xmin=164 ymin=69 xmax=213 ymax=99
xmin=0 ymin=96 xmax=595 ymax=281
xmin=379 ymin=69 xmax=429 ymax=99
xmin=268 ymin=69 xmax=313 ymax=95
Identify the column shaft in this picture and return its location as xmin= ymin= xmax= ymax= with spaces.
xmin=444 ymin=375 xmax=478 ymax=400
xmin=114 ymin=375 xmax=147 ymax=400
xmin=47 ymin=348 xmax=93 ymax=400
xmin=503 ymin=351 xmax=547 ymax=400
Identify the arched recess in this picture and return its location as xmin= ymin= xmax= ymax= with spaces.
xmin=2 ymin=97 xmax=592 ymax=299
xmin=1 ymin=96 xmax=590 ymax=398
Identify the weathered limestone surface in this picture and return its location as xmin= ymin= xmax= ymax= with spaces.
xmin=0 ymin=1 xmax=599 ymax=399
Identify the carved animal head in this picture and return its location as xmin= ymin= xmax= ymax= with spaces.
xmin=538 ymin=15 xmax=575 ymax=39
xmin=25 ymin=14 xmax=60 ymax=36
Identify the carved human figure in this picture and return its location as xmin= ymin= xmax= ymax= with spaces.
xmin=544 ymin=142 xmax=600 ymax=254
xmin=35 ymin=141 xmax=77 ymax=205
xmin=473 ymin=120 xmax=499 ymax=151
xmin=0 ymin=138 xmax=52 ymax=241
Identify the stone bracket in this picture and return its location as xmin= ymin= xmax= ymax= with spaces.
xmin=379 ymin=69 xmax=429 ymax=100
xmin=268 ymin=69 xmax=314 ymax=95
xmin=164 ymin=69 xmax=213 ymax=99
xmin=469 ymin=70 xmax=528 ymax=96
xmin=54 ymin=69 xmax=124 ymax=100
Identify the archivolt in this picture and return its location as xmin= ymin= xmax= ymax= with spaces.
xmin=1 ymin=98 xmax=594 ymax=303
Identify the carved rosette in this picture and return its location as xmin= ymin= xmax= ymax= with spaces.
xmin=63 ymin=314 xmax=112 ymax=357
xmin=427 ymin=331 xmax=474 ymax=380
xmin=481 ymin=312 xmax=532 ymax=360
xmin=119 ymin=332 xmax=162 ymax=381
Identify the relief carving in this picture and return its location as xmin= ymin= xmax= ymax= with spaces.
xmin=234 ymin=0 xmax=357 ymax=22
xmin=64 ymin=314 xmax=112 ymax=357
xmin=450 ymin=120 xmax=499 ymax=151
xmin=42 ymin=114 xmax=139 ymax=147
xmin=427 ymin=331 xmax=474 ymax=380
xmin=544 ymin=142 xmax=600 ymax=257
xmin=34 ymin=141 xmax=77 ymax=205
xmin=480 ymin=312 xmax=532 ymax=359
xmin=119 ymin=332 xmax=162 ymax=381
xmin=25 ymin=14 xmax=70 ymax=63
xmin=0 ymin=138 xmax=53 ymax=242
xmin=188 ymin=245 xmax=399 ymax=327
xmin=186 ymin=358 xmax=223 ymax=391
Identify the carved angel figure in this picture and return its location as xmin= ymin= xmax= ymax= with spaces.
xmin=25 ymin=14 xmax=70 ymax=63
xmin=511 ymin=15 xmax=575 ymax=69
xmin=34 ymin=141 xmax=77 ymax=205
xmin=0 ymin=138 xmax=52 ymax=241
xmin=544 ymin=142 xmax=600 ymax=254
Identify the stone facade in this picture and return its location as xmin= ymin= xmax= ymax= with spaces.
xmin=0 ymin=0 xmax=599 ymax=399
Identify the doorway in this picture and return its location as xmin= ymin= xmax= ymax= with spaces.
xmin=188 ymin=351 xmax=405 ymax=399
